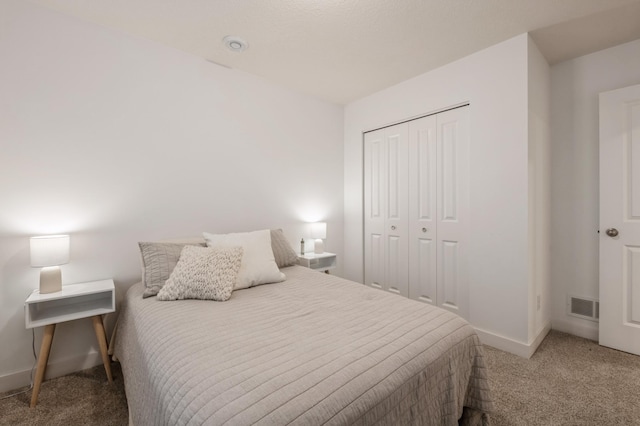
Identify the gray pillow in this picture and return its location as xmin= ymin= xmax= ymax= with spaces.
xmin=270 ymin=229 xmax=299 ymax=268
xmin=139 ymin=241 xmax=206 ymax=298
xmin=157 ymin=246 xmax=243 ymax=302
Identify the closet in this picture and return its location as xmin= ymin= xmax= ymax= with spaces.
xmin=363 ymin=106 xmax=469 ymax=318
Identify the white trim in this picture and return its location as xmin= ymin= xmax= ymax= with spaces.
xmin=0 ymin=350 xmax=102 ymax=393
xmin=475 ymin=322 xmax=551 ymax=359
xmin=0 ymin=369 xmax=31 ymax=394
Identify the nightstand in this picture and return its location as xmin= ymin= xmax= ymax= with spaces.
xmin=298 ymin=252 xmax=337 ymax=273
xmin=24 ymin=279 xmax=115 ymax=408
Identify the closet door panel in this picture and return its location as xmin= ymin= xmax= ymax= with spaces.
xmin=387 ymin=133 xmax=402 ymax=220
xmin=409 ymin=116 xmax=437 ymax=303
xmin=368 ymin=234 xmax=384 ymax=290
xmin=364 ymin=129 xmax=386 ymax=290
xmin=385 ymin=124 xmax=409 ymax=296
xmin=440 ymin=240 xmax=460 ymax=312
xmin=441 ymin=120 xmax=459 ymax=222
xmin=386 ymin=235 xmax=404 ymax=295
xmin=413 ymin=239 xmax=435 ymax=303
xmin=436 ymin=107 xmax=469 ymax=317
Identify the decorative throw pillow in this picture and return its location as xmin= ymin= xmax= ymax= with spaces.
xmin=203 ymin=229 xmax=286 ymax=290
xmin=157 ymin=245 xmax=243 ymax=302
xmin=139 ymin=241 xmax=206 ymax=298
xmin=270 ymin=229 xmax=299 ymax=268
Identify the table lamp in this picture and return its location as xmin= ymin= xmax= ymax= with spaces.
xmin=311 ymin=222 xmax=326 ymax=254
xmin=30 ymin=235 xmax=70 ymax=294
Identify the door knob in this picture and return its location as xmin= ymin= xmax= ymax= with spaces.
xmin=605 ymin=228 xmax=619 ymax=237
xmin=391 ymin=225 xmax=396 ymax=230
xmin=422 ymin=227 xmax=428 ymax=233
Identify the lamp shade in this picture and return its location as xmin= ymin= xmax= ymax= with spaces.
xmin=310 ymin=222 xmax=327 ymax=239
xmin=30 ymin=235 xmax=70 ymax=267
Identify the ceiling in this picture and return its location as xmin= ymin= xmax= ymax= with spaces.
xmin=29 ymin=0 xmax=640 ymax=104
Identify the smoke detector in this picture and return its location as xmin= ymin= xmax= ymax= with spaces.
xmin=223 ymin=36 xmax=248 ymax=52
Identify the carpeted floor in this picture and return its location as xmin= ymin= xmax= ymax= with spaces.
xmin=485 ymin=330 xmax=640 ymax=425
xmin=0 ymin=363 xmax=128 ymax=426
xmin=1 ymin=330 xmax=638 ymax=425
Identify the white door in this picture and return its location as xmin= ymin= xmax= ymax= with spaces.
xmin=436 ymin=107 xmax=469 ymax=317
xmin=364 ymin=128 xmax=386 ymax=291
xmin=408 ymin=115 xmax=438 ymax=304
xmin=599 ymin=83 xmax=640 ymax=356
xmin=364 ymin=124 xmax=409 ymax=296
xmin=407 ymin=107 xmax=469 ymax=318
xmin=384 ymin=124 xmax=409 ymax=296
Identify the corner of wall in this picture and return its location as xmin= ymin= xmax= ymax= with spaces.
xmin=346 ymin=34 xmax=535 ymax=344
xmin=0 ymin=350 xmax=102 ymax=393
xmin=526 ymin=35 xmax=552 ymax=343
xmin=548 ymin=38 xmax=640 ymax=342
xmin=476 ymin=321 xmax=550 ymax=358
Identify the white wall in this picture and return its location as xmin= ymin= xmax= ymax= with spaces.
xmin=344 ymin=34 xmax=538 ymax=351
xmin=0 ymin=0 xmax=344 ymax=392
xmin=550 ymin=38 xmax=640 ymax=340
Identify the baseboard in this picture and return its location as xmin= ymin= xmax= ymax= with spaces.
xmin=0 ymin=351 xmax=102 ymax=393
xmin=551 ymin=318 xmax=598 ymax=342
xmin=475 ymin=322 xmax=551 ymax=359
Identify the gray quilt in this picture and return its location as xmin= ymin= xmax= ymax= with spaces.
xmin=114 ymin=266 xmax=493 ymax=425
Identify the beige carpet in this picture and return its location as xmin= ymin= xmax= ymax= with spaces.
xmin=1 ymin=330 xmax=638 ymax=425
xmin=0 ymin=363 xmax=128 ymax=426
xmin=485 ymin=330 xmax=640 ymax=425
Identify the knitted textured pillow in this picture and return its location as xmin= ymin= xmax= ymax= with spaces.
xmin=139 ymin=241 xmax=206 ymax=298
xmin=157 ymin=245 xmax=243 ymax=302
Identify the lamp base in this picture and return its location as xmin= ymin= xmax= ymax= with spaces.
xmin=314 ymin=239 xmax=325 ymax=254
xmin=40 ymin=266 xmax=62 ymax=294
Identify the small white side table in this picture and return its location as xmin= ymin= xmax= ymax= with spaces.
xmin=24 ymin=279 xmax=115 ymax=408
xmin=298 ymin=252 xmax=337 ymax=273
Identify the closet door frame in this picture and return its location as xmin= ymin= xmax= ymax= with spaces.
xmin=363 ymin=104 xmax=469 ymax=318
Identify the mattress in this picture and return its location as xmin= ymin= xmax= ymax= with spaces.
xmin=114 ymin=265 xmax=493 ymax=425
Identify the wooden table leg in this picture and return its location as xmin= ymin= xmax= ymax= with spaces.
xmin=30 ymin=324 xmax=55 ymax=408
xmin=92 ymin=315 xmax=113 ymax=383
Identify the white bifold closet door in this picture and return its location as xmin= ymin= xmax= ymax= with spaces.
xmin=363 ymin=123 xmax=409 ymax=296
xmin=364 ymin=106 xmax=469 ymax=318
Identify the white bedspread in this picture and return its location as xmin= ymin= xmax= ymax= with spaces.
xmin=114 ymin=265 xmax=493 ymax=425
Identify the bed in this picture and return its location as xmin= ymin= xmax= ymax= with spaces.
xmin=114 ymin=260 xmax=493 ymax=425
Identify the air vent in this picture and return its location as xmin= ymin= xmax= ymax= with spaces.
xmin=568 ymin=295 xmax=599 ymax=322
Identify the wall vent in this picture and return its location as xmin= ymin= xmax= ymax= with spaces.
xmin=568 ymin=295 xmax=599 ymax=322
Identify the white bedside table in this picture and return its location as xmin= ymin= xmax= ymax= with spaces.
xmin=24 ymin=279 xmax=115 ymax=408
xmin=298 ymin=252 xmax=337 ymax=273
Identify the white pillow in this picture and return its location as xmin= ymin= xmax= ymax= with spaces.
xmin=157 ymin=245 xmax=243 ymax=301
xmin=203 ymin=229 xmax=285 ymax=289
